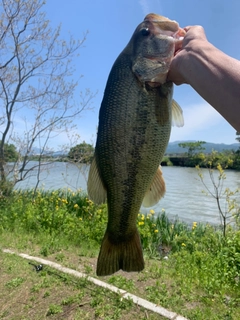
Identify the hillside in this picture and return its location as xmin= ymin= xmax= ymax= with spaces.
xmin=166 ymin=141 xmax=239 ymax=154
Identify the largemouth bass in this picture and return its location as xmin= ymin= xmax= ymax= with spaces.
xmin=88 ymin=13 xmax=185 ymax=276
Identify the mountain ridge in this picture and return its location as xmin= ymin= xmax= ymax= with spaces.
xmin=166 ymin=141 xmax=239 ymax=154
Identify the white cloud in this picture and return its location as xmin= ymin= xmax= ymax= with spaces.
xmin=138 ymin=0 xmax=164 ymax=17
xmin=139 ymin=0 xmax=150 ymax=16
xmin=170 ymin=102 xmax=227 ymax=142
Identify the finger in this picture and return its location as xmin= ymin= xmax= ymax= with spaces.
xmin=183 ymin=26 xmax=192 ymax=32
xmin=174 ymin=40 xmax=183 ymax=54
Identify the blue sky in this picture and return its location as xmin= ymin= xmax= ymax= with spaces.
xmin=43 ymin=0 xmax=240 ymax=147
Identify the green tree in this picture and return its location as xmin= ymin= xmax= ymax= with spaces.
xmin=234 ymin=132 xmax=240 ymax=169
xmin=236 ymin=131 xmax=240 ymax=143
xmin=68 ymin=142 xmax=94 ymax=164
xmin=3 ymin=143 xmax=18 ymax=162
xmin=178 ymin=141 xmax=206 ymax=157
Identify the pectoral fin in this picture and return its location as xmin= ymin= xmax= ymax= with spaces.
xmin=142 ymin=166 xmax=166 ymax=207
xmin=87 ymin=155 xmax=107 ymax=204
xmin=172 ymin=99 xmax=184 ymax=127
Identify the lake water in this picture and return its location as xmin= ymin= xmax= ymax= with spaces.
xmin=14 ymin=161 xmax=240 ymax=225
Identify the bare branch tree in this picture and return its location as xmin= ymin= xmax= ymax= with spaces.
xmin=196 ymin=162 xmax=240 ymax=237
xmin=0 ymin=0 xmax=94 ymax=193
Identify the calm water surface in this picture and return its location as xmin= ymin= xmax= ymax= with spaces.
xmin=15 ymin=162 xmax=240 ymax=225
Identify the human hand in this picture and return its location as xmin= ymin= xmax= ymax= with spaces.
xmin=168 ymin=25 xmax=208 ymax=85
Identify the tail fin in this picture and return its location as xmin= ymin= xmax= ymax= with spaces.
xmin=96 ymin=230 xmax=144 ymax=276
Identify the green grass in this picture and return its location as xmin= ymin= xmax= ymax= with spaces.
xmin=0 ymin=189 xmax=240 ymax=319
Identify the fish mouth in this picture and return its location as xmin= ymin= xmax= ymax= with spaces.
xmin=142 ymin=32 xmax=184 ymax=63
xmin=171 ymin=28 xmax=186 ymax=56
xmin=144 ymin=13 xmax=186 ymax=38
xmin=150 ymin=22 xmax=186 ymax=43
xmin=132 ymin=14 xmax=186 ymax=86
xmin=143 ymin=15 xmax=186 ymax=60
xmin=144 ymin=13 xmax=186 ymax=51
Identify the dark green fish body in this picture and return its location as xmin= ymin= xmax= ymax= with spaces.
xmin=96 ymin=54 xmax=172 ymax=238
xmin=88 ymin=14 xmax=184 ymax=276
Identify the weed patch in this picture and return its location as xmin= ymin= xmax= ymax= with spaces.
xmin=1 ymin=189 xmax=240 ymax=319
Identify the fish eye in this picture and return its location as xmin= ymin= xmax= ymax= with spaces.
xmin=141 ymin=28 xmax=150 ymax=36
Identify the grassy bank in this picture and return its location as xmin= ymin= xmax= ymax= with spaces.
xmin=0 ymin=189 xmax=240 ymax=319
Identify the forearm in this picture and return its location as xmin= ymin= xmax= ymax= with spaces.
xmin=179 ymin=42 xmax=240 ymax=131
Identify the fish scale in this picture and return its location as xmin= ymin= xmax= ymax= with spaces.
xmin=87 ymin=13 xmax=184 ymax=276
xmin=97 ymin=61 xmax=171 ymax=228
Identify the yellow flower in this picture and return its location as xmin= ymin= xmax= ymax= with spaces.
xmin=79 ymin=217 xmax=82 ymax=221
xmin=74 ymin=204 xmax=79 ymax=209
xmin=141 ymin=214 xmax=145 ymax=220
xmin=192 ymin=221 xmax=197 ymax=230
xmin=87 ymin=199 xmax=93 ymax=206
xmin=181 ymin=243 xmax=186 ymax=247
xmin=150 ymin=209 xmax=155 ymax=214
xmin=216 ymin=163 xmax=224 ymax=175
xmin=154 ymin=229 xmax=158 ymax=233
xmin=138 ymin=221 xmax=144 ymax=226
